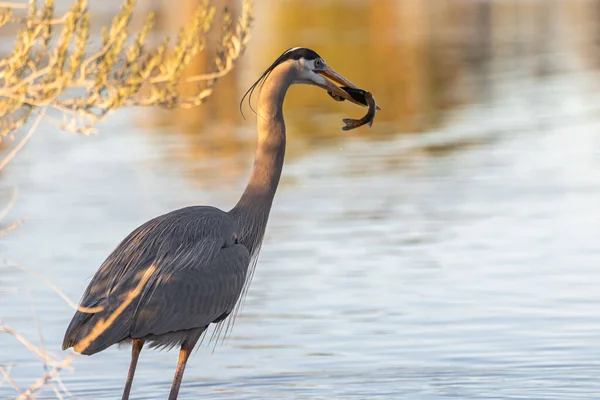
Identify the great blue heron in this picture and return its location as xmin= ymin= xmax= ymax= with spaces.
xmin=62 ymin=47 xmax=368 ymax=400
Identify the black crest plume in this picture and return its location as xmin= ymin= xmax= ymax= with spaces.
xmin=239 ymin=47 xmax=321 ymax=120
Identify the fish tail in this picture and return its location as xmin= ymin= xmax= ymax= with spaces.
xmin=342 ymin=118 xmax=354 ymax=124
xmin=342 ymin=118 xmax=355 ymax=131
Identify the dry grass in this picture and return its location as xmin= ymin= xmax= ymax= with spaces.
xmin=0 ymin=0 xmax=253 ymax=136
xmin=1 ymin=260 xmax=155 ymax=399
xmin=0 ymin=323 xmax=75 ymax=399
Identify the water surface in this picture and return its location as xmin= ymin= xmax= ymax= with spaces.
xmin=2 ymin=69 xmax=600 ymax=399
xmin=2 ymin=1 xmax=600 ymax=398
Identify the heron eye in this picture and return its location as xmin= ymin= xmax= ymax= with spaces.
xmin=315 ymin=59 xmax=321 ymax=67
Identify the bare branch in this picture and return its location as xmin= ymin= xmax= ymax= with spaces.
xmin=16 ymin=355 xmax=74 ymax=400
xmin=6 ymin=261 xmax=105 ymax=313
xmin=0 ymin=365 xmax=24 ymax=395
xmin=27 ymin=291 xmax=49 ymax=376
xmin=0 ymin=187 xmax=18 ymax=221
xmin=0 ymin=106 xmax=46 ymax=171
xmin=0 ymin=218 xmax=26 ymax=238
xmin=0 ymin=324 xmax=64 ymax=368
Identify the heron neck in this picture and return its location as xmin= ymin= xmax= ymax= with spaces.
xmin=229 ymin=66 xmax=292 ymax=254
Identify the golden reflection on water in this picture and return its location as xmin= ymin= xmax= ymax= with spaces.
xmin=136 ymin=0 xmax=467 ymax=187
xmin=98 ymin=0 xmax=600 ymax=186
xmin=140 ymin=0 xmax=596 ymax=131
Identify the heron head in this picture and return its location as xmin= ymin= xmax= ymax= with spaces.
xmin=240 ymin=47 xmax=368 ymax=118
xmin=285 ymin=48 xmax=367 ymax=106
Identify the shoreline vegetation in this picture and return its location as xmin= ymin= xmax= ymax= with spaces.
xmin=0 ymin=0 xmax=252 ymax=397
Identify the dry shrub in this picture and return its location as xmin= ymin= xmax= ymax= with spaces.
xmin=0 ymin=0 xmax=254 ymax=397
xmin=0 ymin=0 xmax=253 ymax=136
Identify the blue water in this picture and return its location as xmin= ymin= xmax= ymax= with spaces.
xmin=1 ymin=70 xmax=600 ymax=399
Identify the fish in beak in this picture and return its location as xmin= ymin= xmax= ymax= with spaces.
xmin=314 ymin=66 xmax=381 ymax=111
xmin=310 ymin=63 xmax=381 ymax=130
xmin=313 ymin=66 xmax=366 ymax=107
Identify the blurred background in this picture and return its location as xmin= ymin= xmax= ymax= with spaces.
xmin=1 ymin=0 xmax=600 ymax=398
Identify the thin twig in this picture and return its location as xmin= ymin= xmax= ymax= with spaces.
xmin=7 ymin=261 xmax=104 ymax=313
xmin=0 ymin=107 xmax=47 ymax=171
xmin=53 ymin=373 xmax=73 ymax=399
xmin=52 ymin=385 xmax=65 ymax=400
xmin=0 ymin=365 xmax=24 ymax=395
xmin=0 ymin=187 xmax=18 ymax=221
xmin=0 ymin=324 xmax=64 ymax=368
xmin=0 ymin=218 xmax=26 ymax=238
xmin=27 ymin=291 xmax=49 ymax=376
xmin=16 ymin=355 xmax=74 ymax=400
xmin=0 ymin=363 xmax=14 ymax=388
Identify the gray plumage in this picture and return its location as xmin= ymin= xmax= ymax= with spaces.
xmin=61 ymin=47 xmax=366 ymax=400
xmin=63 ymin=206 xmax=250 ymax=354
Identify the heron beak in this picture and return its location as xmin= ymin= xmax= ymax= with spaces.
xmin=314 ymin=66 xmax=365 ymax=107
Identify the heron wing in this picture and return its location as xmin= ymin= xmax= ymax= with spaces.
xmin=63 ymin=206 xmax=250 ymax=354
xmin=130 ymin=241 xmax=250 ymax=339
xmin=76 ymin=206 xmax=235 ymax=303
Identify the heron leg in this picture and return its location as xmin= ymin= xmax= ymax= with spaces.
xmin=167 ymin=335 xmax=201 ymax=400
xmin=122 ymin=339 xmax=144 ymax=400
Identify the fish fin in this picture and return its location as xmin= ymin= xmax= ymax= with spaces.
xmin=342 ymin=118 xmax=356 ymax=131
